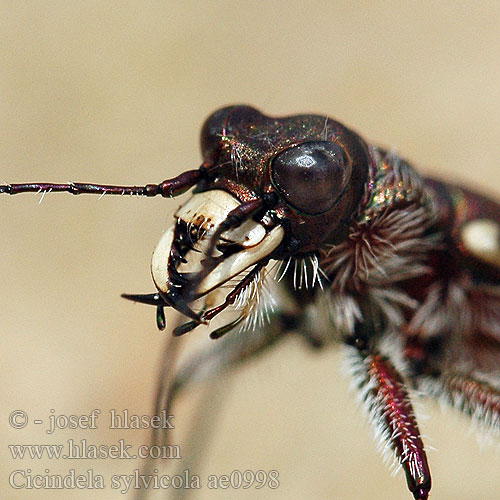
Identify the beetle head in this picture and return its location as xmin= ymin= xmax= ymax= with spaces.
xmin=149 ymin=106 xmax=370 ymax=331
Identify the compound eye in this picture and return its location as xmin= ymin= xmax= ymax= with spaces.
xmin=271 ymin=141 xmax=350 ymax=215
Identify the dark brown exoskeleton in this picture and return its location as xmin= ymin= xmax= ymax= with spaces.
xmin=2 ymin=105 xmax=500 ymax=499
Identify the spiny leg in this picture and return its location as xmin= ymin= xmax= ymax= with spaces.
xmin=345 ymin=340 xmax=431 ymax=500
xmin=408 ymin=286 xmax=500 ymax=436
xmin=420 ymin=372 xmax=500 ymax=437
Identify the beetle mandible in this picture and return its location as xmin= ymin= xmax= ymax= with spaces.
xmin=2 ymin=105 xmax=500 ymax=500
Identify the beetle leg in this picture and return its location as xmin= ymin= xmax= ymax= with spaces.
xmin=344 ymin=341 xmax=432 ymax=500
xmin=133 ymin=330 xmax=183 ymax=500
xmin=151 ymin=310 xmax=295 ymax=449
xmin=167 ymin=381 xmax=227 ymax=500
xmin=420 ymin=373 xmax=500 ymax=437
xmin=132 ymin=312 xmax=293 ymax=500
xmin=170 ymin=312 xmax=292 ymax=404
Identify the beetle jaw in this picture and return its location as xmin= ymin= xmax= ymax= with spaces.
xmin=150 ymin=189 xmax=284 ymax=319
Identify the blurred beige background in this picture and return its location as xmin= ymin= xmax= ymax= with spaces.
xmin=1 ymin=2 xmax=499 ymax=499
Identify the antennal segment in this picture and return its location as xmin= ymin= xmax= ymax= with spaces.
xmin=0 ymin=169 xmax=201 ymax=198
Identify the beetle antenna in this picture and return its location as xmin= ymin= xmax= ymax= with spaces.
xmin=0 ymin=168 xmax=203 ymax=198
